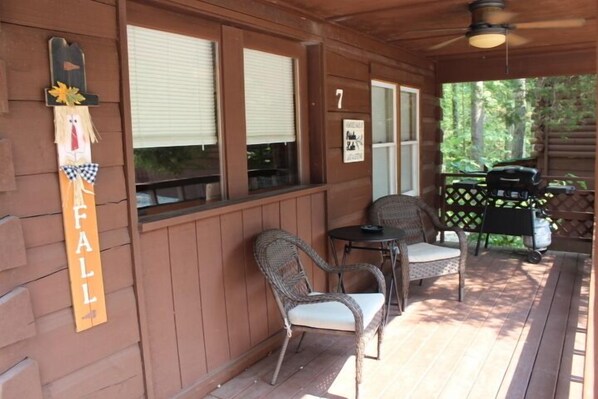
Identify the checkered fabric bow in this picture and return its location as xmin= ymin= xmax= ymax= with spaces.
xmin=60 ymin=163 xmax=99 ymax=185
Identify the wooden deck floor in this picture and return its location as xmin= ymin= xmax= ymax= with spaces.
xmin=207 ymin=249 xmax=590 ymax=399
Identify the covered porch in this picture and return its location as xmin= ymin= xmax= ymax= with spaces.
xmin=208 ymin=249 xmax=590 ymax=399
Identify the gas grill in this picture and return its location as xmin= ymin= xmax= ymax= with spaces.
xmin=475 ymin=166 xmax=546 ymax=263
xmin=486 ymin=166 xmax=541 ymax=200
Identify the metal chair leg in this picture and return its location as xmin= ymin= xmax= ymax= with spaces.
xmin=271 ymin=333 xmax=291 ymax=385
xmin=295 ymin=332 xmax=306 ymax=353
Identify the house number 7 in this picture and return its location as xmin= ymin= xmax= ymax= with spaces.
xmin=336 ymin=89 xmax=344 ymax=109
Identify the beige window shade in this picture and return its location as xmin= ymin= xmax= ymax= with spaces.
xmin=243 ymin=49 xmax=296 ymax=145
xmin=127 ymin=25 xmax=217 ymax=148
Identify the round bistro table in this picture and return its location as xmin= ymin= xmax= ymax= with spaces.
xmin=328 ymin=225 xmax=405 ymax=321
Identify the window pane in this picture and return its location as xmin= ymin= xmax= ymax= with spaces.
xmin=401 ymin=91 xmax=417 ymax=142
xmin=401 ymin=145 xmax=413 ymax=193
xmin=134 ymin=145 xmax=221 ymax=213
xmin=127 ymin=25 xmax=221 ymax=214
xmin=247 ymin=143 xmax=297 ymax=191
xmin=244 ymin=49 xmax=296 ymax=144
xmin=373 ymin=147 xmax=391 ymax=200
xmin=372 ymin=86 xmax=394 ymax=144
xmin=244 ymin=49 xmax=298 ymax=192
xmin=128 ymin=26 xmax=217 ymax=148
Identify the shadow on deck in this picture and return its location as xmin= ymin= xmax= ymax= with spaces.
xmin=206 ymin=248 xmax=590 ymax=399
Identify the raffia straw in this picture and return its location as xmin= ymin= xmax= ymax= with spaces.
xmin=65 ymin=175 xmax=95 ymax=208
xmin=53 ymin=106 xmax=100 ymax=146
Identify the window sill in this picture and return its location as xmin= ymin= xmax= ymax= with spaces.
xmin=138 ymin=184 xmax=327 ymax=233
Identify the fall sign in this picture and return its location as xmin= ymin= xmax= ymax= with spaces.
xmin=46 ymin=37 xmax=106 ymax=332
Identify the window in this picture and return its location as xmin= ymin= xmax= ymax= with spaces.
xmin=400 ymin=86 xmax=420 ymax=196
xmin=127 ymin=25 xmax=220 ymax=213
xmin=371 ymin=80 xmax=397 ymax=201
xmin=244 ymin=48 xmax=298 ymax=192
xmin=126 ymin=11 xmax=308 ymax=218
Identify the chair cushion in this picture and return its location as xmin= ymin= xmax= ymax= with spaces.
xmin=403 ymin=242 xmax=460 ymax=263
xmin=288 ymin=293 xmax=385 ymax=332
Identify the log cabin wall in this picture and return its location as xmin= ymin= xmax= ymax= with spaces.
xmin=0 ymin=0 xmax=439 ymax=398
xmin=319 ymin=27 xmax=439 ymax=290
xmin=0 ymin=0 xmax=143 ymax=398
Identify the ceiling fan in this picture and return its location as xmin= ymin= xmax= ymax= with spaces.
xmin=419 ymin=0 xmax=587 ymax=51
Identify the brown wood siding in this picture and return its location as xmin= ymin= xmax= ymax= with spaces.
xmin=138 ymin=188 xmax=327 ymax=398
xmin=0 ymin=0 xmax=142 ymax=398
xmin=1 ymin=0 xmax=440 ymax=397
xmin=322 ymin=42 xmax=438 ymax=291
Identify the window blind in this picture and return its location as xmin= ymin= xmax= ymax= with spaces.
xmin=243 ymin=49 xmax=296 ymax=145
xmin=127 ymin=25 xmax=217 ymax=148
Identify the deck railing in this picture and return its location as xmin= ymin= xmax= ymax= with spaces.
xmin=439 ymin=173 xmax=594 ymax=244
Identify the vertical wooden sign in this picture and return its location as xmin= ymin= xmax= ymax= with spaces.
xmin=45 ymin=37 xmax=106 ymax=332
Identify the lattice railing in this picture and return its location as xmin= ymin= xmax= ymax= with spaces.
xmin=440 ymin=173 xmax=594 ymax=241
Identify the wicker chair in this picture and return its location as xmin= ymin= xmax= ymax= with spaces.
xmin=368 ymin=195 xmax=467 ymax=313
xmin=254 ymin=229 xmax=386 ymax=398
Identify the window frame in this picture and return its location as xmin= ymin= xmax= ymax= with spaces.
xmin=371 ymin=79 xmax=398 ymax=201
xmin=399 ymin=85 xmax=420 ymax=197
xmin=123 ymin=4 xmax=310 ymax=219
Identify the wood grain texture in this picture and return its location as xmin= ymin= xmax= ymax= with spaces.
xmin=139 ymin=229 xmax=181 ymax=398
xmin=24 ymin=244 xmax=133 ymax=318
xmin=210 ymin=250 xmax=591 ymax=399
xmin=168 ymin=222 xmax=208 ymax=386
xmin=221 ymin=25 xmax=248 ymax=198
xmin=1 ymin=0 xmax=117 ymax=39
xmin=0 ymin=139 xmax=16 ymax=192
xmin=196 ymin=216 xmax=231 ymax=371
xmin=437 ymin=47 xmax=596 ymax=83
xmin=242 ymin=206 xmax=269 ymax=346
xmin=220 ymin=212 xmax=252 ymax=359
xmin=0 ymin=24 xmax=120 ymax=102
xmin=0 ymin=60 xmax=9 ymax=113
xmin=261 ymin=202 xmax=283 ymax=335
xmin=0 ymin=287 xmax=35 ymax=349
xmin=42 ymin=345 xmax=144 ymax=399
xmin=0 ymin=241 xmax=65 ymax=297
xmin=326 ymin=76 xmax=370 ymax=113
xmin=326 ymin=50 xmax=369 ymax=81
xmin=28 ymin=287 xmax=139 ymax=385
xmin=0 ymin=358 xmax=42 ymax=399
xmin=0 ymin=215 xmax=26 ymax=271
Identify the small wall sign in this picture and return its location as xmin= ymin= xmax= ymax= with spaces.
xmin=343 ymin=119 xmax=365 ymax=163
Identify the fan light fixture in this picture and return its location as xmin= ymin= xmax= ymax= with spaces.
xmin=467 ymin=27 xmax=506 ymax=48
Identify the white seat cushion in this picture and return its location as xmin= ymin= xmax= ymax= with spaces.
xmin=288 ymin=293 xmax=385 ymax=332
xmin=403 ymin=242 xmax=460 ymax=263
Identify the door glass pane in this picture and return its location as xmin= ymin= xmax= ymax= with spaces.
xmin=372 ymin=86 xmax=394 ymax=144
xmin=401 ymin=91 xmax=417 ymax=142
xmin=373 ymin=147 xmax=390 ymax=200
xmin=401 ymin=145 xmax=413 ymax=193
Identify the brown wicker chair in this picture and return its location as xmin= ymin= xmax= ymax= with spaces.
xmin=254 ymin=229 xmax=386 ymax=398
xmin=369 ymin=195 xmax=467 ymax=313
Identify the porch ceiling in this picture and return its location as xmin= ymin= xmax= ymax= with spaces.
xmin=265 ymin=0 xmax=596 ymax=61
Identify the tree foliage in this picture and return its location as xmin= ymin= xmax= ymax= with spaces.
xmin=440 ymin=75 xmax=596 ymax=173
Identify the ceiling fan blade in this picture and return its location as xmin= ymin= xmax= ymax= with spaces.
xmin=428 ymin=35 xmax=465 ymax=51
xmin=486 ymin=10 xmax=517 ymax=25
xmin=516 ymin=19 xmax=586 ymax=29
xmin=507 ymin=33 xmax=530 ymax=47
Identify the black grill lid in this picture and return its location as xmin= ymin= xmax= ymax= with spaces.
xmin=486 ymin=166 xmax=541 ymax=192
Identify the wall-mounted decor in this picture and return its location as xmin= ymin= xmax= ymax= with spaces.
xmin=342 ymin=119 xmax=365 ymax=163
xmin=45 ymin=37 xmax=106 ymax=332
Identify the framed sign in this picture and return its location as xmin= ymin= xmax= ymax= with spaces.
xmin=343 ymin=119 xmax=365 ymax=163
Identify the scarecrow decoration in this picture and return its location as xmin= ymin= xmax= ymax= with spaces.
xmin=45 ymin=37 xmax=106 ymax=332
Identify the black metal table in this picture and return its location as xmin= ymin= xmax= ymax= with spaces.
xmin=328 ymin=225 xmax=405 ymax=319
